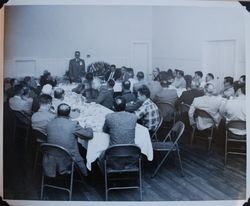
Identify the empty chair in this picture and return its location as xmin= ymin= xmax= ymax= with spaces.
xmin=98 ymin=144 xmax=142 ymax=201
xmin=190 ymin=109 xmax=217 ymax=150
xmin=225 ymin=120 xmax=246 ymax=164
xmin=40 ymin=143 xmax=78 ymax=200
xmin=151 ymin=121 xmax=185 ymax=178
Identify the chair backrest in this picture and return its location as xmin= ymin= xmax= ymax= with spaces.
xmin=226 ymin=120 xmax=246 ymax=131
xmin=179 ymin=103 xmax=190 ymax=114
xmin=151 ymin=115 xmax=163 ymax=138
xmin=40 ymin=143 xmax=73 ymax=163
xmin=164 ymin=121 xmax=185 ymax=143
xmin=156 ymin=102 xmax=176 ymax=121
xmin=32 ymin=129 xmax=47 ymax=143
xmin=13 ymin=110 xmax=31 ymax=126
xmin=193 ymin=109 xmax=216 ymax=126
xmin=104 ymin=144 xmax=141 ymax=160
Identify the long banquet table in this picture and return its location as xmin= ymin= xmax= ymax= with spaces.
xmin=58 ymin=83 xmax=153 ymax=170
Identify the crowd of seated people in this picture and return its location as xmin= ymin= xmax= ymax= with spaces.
xmin=4 ymin=63 xmax=246 ymax=180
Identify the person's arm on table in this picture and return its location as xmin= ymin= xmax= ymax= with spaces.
xmin=74 ymin=121 xmax=93 ymax=140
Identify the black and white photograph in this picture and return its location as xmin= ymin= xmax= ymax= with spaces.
xmin=1 ymin=0 xmax=249 ymax=205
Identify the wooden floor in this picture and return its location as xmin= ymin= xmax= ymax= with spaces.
xmin=3 ymin=126 xmax=246 ymax=201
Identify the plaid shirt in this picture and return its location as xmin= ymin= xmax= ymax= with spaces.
xmin=135 ymin=98 xmax=160 ymax=132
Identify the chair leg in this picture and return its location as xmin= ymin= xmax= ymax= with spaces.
xmin=104 ymin=161 xmax=108 ymax=201
xmin=208 ymin=128 xmax=214 ymax=151
xmin=139 ymin=159 xmax=142 ymax=201
xmin=69 ymin=164 xmax=74 ymax=201
xmin=176 ymin=145 xmax=184 ymax=177
xmin=40 ymin=171 xmax=45 ymax=200
xmin=151 ymin=150 xmax=172 ymax=178
xmin=224 ymin=131 xmax=228 ymax=165
xmin=190 ymin=127 xmax=195 ymax=146
xmin=33 ymin=145 xmax=40 ymax=175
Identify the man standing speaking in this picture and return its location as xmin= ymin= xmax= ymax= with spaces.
xmin=68 ymin=51 xmax=85 ymax=83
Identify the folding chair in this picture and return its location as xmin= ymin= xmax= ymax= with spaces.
xmin=224 ymin=120 xmax=246 ymax=164
xmin=98 ymin=144 xmax=142 ymax=201
xmin=151 ymin=121 xmax=185 ymax=178
xmin=156 ymin=102 xmax=176 ymax=128
xmin=190 ymin=109 xmax=217 ymax=150
xmin=151 ymin=115 xmax=163 ymax=141
xmin=32 ymin=130 xmax=47 ymax=175
xmin=12 ymin=110 xmax=31 ymax=150
xmin=40 ymin=143 xmax=78 ymax=200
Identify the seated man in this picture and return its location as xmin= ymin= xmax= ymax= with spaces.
xmin=99 ymin=97 xmax=137 ymax=170
xmin=134 ymin=85 xmax=160 ymax=133
xmin=91 ymin=79 xmax=115 ymax=110
xmin=175 ymin=81 xmax=204 ymax=108
xmin=9 ymin=84 xmax=33 ymax=115
xmin=32 ymin=84 xmax=53 ymax=113
xmin=189 ymin=83 xmax=224 ymax=130
xmin=126 ymin=68 xmax=138 ymax=92
xmin=220 ymin=83 xmax=246 ymax=135
xmin=154 ymin=80 xmax=178 ymax=122
xmin=45 ymin=103 xmax=93 ymax=177
xmin=133 ymin=71 xmax=146 ymax=95
xmin=82 ymin=72 xmax=99 ymax=101
xmin=121 ymin=80 xmax=137 ymax=103
xmin=52 ymin=88 xmax=65 ymax=111
xmin=31 ymin=94 xmax=56 ymax=138
xmin=221 ymin=76 xmax=235 ymax=99
xmin=6 ymin=78 xmax=19 ymax=100
xmin=171 ymin=69 xmax=186 ymax=89
xmin=192 ymin=71 xmax=206 ymax=89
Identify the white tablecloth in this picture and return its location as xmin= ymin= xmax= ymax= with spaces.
xmin=59 ymin=84 xmax=153 ymax=170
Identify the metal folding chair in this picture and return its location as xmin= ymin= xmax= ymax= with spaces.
xmin=151 ymin=115 xmax=163 ymax=141
xmin=224 ymin=120 xmax=246 ymax=164
xmin=40 ymin=143 xmax=76 ymax=200
xmin=191 ymin=109 xmax=217 ymax=150
xmin=99 ymin=144 xmax=142 ymax=201
xmin=151 ymin=121 xmax=185 ymax=178
xmin=156 ymin=102 xmax=176 ymax=128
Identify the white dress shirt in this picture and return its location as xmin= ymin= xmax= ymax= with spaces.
xmin=189 ymin=95 xmax=224 ymax=130
xmin=219 ymin=95 xmax=246 ymax=135
xmin=9 ymin=95 xmax=33 ymax=114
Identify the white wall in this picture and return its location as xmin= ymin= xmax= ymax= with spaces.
xmin=4 ymin=5 xmax=152 ymax=77
xmin=4 ymin=4 xmax=247 ymax=79
xmin=152 ymin=6 xmax=246 ymax=79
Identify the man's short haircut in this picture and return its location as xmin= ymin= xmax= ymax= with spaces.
xmin=234 ymin=82 xmax=246 ymax=95
xmin=114 ymin=96 xmax=126 ymax=112
xmin=23 ymin=76 xmax=31 ymax=83
xmin=240 ymin=75 xmax=246 ymax=82
xmin=14 ymin=84 xmax=23 ymax=95
xmin=195 ymin=71 xmax=203 ymax=78
xmin=107 ymin=79 xmax=115 ymax=88
xmin=54 ymin=88 xmax=65 ymax=99
xmin=10 ymin=78 xmax=17 ymax=86
xmin=110 ymin=64 xmax=116 ymax=69
xmin=138 ymin=85 xmax=151 ymax=98
xmin=224 ymin=76 xmax=234 ymax=85
xmin=122 ymin=80 xmax=131 ymax=90
xmin=127 ymin=68 xmax=134 ymax=78
xmin=39 ymin=94 xmax=52 ymax=105
xmin=136 ymin=71 xmax=144 ymax=80
xmin=85 ymin=72 xmax=94 ymax=81
xmin=57 ymin=103 xmax=71 ymax=117
xmin=177 ymin=70 xmax=184 ymax=77
xmin=75 ymin=51 xmax=80 ymax=55
xmin=207 ymin=73 xmax=214 ymax=80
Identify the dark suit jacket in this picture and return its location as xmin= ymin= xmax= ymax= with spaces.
xmin=104 ymin=69 xmax=121 ymax=81
xmin=93 ymin=87 xmax=114 ymax=110
xmin=69 ymin=58 xmax=85 ymax=82
xmin=45 ymin=117 xmax=93 ymax=177
xmin=175 ymin=89 xmax=204 ymax=108
xmin=122 ymin=90 xmax=137 ymax=103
